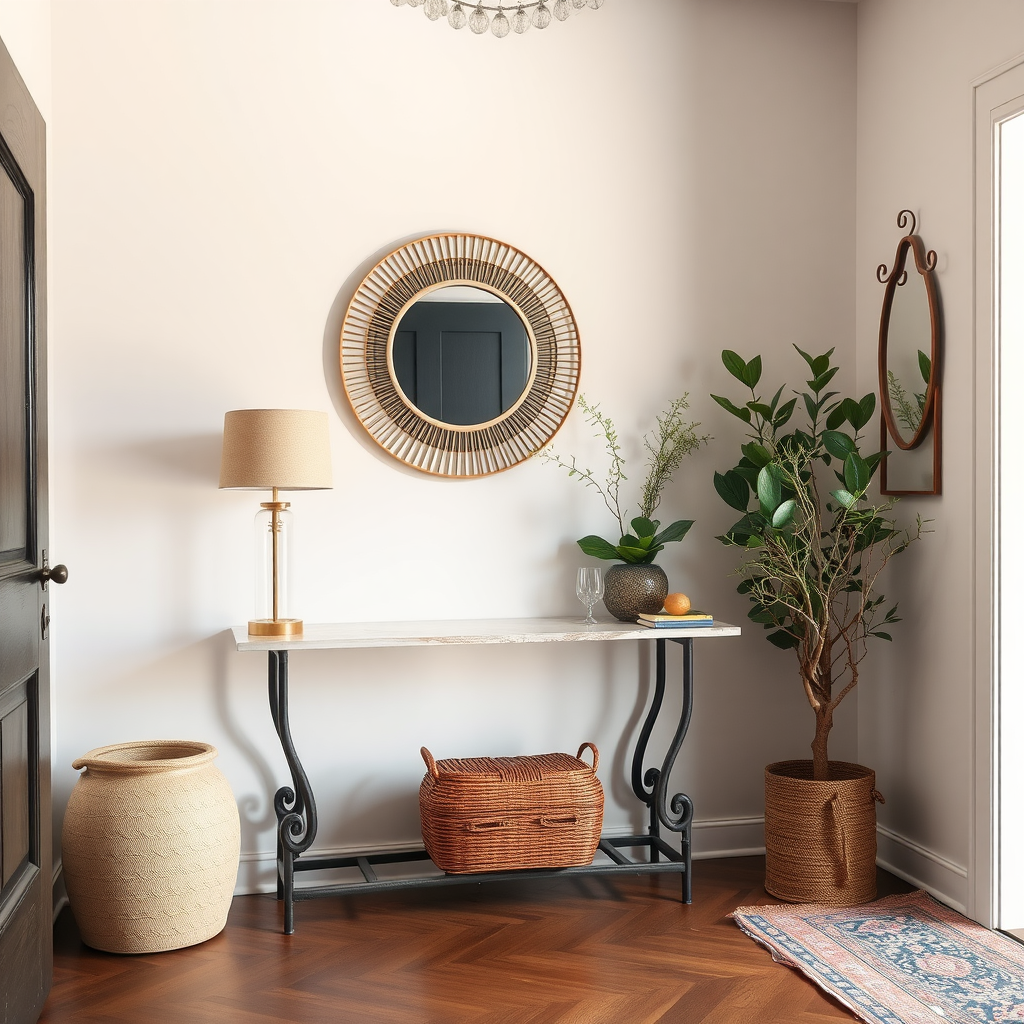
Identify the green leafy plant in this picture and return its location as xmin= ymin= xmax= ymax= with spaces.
xmin=887 ymin=349 xmax=931 ymax=435
xmin=542 ymin=395 xmax=709 ymax=564
xmin=711 ymin=347 xmax=926 ymax=780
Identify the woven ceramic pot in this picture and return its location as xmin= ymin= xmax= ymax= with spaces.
xmin=62 ymin=740 xmax=240 ymax=954
xmin=602 ymin=563 xmax=669 ymax=622
xmin=764 ymin=760 xmax=882 ymax=906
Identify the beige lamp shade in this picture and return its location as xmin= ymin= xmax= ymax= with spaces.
xmin=219 ymin=409 xmax=333 ymax=490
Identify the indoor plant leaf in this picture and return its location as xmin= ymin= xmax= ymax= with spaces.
xmin=843 ymin=452 xmax=870 ymax=493
xmin=653 ymin=519 xmax=694 ymax=546
xmin=714 ymin=470 xmax=750 ymax=511
xmin=576 ymin=535 xmax=621 ymax=560
xmin=757 ymin=464 xmax=783 ymax=515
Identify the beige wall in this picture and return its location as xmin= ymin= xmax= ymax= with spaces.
xmin=33 ymin=0 xmax=859 ymax=892
xmin=856 ymin=0 xmax=1024 ymax=917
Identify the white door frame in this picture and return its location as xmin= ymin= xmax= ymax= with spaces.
xmin=973 ymin=53 xmax=1024 ymax=930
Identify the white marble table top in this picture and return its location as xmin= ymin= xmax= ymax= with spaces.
xmin=232 ymin=617 xmax=741 ymax=652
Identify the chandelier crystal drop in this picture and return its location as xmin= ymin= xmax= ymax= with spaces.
xmin=468 ymin=4 xmax=490 ymax=32
xmin=491 ymin=8 xmax=510 ymax=36
xmin=448 ymin=1 xmax=468 ymax=27
xmin=392 ymin=0 xmax=601 ymax=36
xmin=531 ymin=2 xmax=551 ymax=27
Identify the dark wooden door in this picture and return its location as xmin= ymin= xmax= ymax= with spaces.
xmin=0 ymin=33 xmax=51 ymax=1024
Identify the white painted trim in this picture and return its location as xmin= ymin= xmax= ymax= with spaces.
xmin=974 ymin=59 xmax=1024 ymax=929
xmin=876 ymin=825 xmax=968 ymax=914
xmin=691 ymin=815 xmax=765 ymax=860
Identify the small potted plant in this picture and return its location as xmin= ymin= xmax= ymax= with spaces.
xmin=542 ymin=395 xmax=708 ymax=621
xmin=711 ymin=346 xmax=925 ymax=904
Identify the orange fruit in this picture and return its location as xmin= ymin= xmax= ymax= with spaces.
xmin=664 ymin=592 xmax=691 ymax=615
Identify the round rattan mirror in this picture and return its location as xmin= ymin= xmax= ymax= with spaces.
xmin=341 ymin=234 xmax=581 ymax=477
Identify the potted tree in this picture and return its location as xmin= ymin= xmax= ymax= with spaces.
xmin=543 ymin=395 xmax=708 ymax=620
xmin=711 ymin=346 xmax=925 ymax=904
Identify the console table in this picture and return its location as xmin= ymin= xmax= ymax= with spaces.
xmin=232 ymin=617 xmax=740 ymax=933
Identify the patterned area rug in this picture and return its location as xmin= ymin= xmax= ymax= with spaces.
xmin=732 ymin=891 xmax=1024 ymax=1024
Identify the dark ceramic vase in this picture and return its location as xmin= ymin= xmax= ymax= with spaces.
xmin=602 ymin=563 xmax=669 ymax=622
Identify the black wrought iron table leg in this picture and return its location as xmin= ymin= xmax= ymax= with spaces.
xmin=268 ymin=650 xmax=318 ymax=934
xmin=630 ymin=637 xmax=695 ymax=902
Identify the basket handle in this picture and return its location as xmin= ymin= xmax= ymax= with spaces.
xmin=540 ymin=814 xmax=578 ymax=828
xmin=872 ymin=788 xmax=886 ymax=804
xmin=828 ymin=792 xmax=849 ymax=885
xmin=466 ymin=819 xmax=507 ymax=832
xmin=420 ymin=746 xmax=439 ymax=779
xmin=576 ymin=742 xmax=599 ymax=774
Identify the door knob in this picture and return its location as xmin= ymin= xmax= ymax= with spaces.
xmin=39 ymin=562 xmax=68 ymax=587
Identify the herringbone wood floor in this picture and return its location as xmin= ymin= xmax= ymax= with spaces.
xmin=40 ymin=856 xmax=912 ymax=1023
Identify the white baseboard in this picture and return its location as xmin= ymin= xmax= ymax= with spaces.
xmin=691 ymin=815 xmax=765 ymax=859
xmin=875 ymin=824 xmax=968 ymax=913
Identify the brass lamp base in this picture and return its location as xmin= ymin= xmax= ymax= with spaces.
xmin=248 ymin=618 xmax=303 ymax=638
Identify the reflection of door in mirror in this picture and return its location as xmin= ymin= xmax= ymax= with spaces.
xmin=391 ymin=285 xmax=532 ymax=427
xmin=886 ymin=271 xmax=931 ymax=444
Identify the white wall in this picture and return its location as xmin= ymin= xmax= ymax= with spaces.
xmin=856 ymin=0 xmax=1024 ymax=917
xmin=43 ymin=0 xmax=857 ymax=892
xmin=0 ymin=0 xmax=50 ymax=124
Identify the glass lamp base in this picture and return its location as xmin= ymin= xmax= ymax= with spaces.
xmin=248 ymin=618 xmax=303 ymax=637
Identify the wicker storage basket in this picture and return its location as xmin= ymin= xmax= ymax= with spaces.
xmin=62 ymin=740 xmax=240 ymax=954
xmin=764 ymin=760 xmax=883 ymax=906
xmin=419 ymin=743 xmax=604 ymax=874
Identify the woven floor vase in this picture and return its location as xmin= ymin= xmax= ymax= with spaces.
xmin=62 ymin=740 xmax=240 ymax=954
xmin=764 ymin=760 xmax=880 ymax=906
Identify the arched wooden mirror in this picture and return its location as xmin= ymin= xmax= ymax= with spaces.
xmin=877 ymin=210 xmax=942 ymax=495
xmin=341 ymin=234 xmax=581 ymax=477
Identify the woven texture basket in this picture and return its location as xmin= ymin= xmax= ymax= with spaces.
xmin=61 ymin=740 xmax=240 ymax=954
xmin=764 ymin=759 xmax=883 ymax=906
xmin=419 ymin=743 xmax=604 ymax=874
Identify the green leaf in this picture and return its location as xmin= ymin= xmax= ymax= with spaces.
xmin=733 ymin=465 xmax=760 ymax=488
xmin=803 ymin=393 xmax=818 ymax=422
xmin=810 ymin=353 xmax=831 ymax=378
xmin=721 ymin=350 xmax=749 ymax=383
xmin=766 ymin=629 xmax=800 ymax=650
xmin=822 ymin=430 xmax=857 ymax=459
xmin=918 ymin=350 xmax=932 ymax=382
xmin=748 ymin=402 xmax=774 ymax=419
xmin=773 ymin=398 xmax=797 ymax=428
xmin=844 ymin=452 xmax=870 ymax=493
xmin=653 ymin=519 xmax=694 ymax=546
xmin=810 ymin=366 xmax=839 ymax=392
xmin=825 ymin=405 xmax=847 ymax=430
xmin=743 ymin=355 xmax=762 ymax=388
xmin=872 ymin=631 xmax=893 ymax=642
xmin=711 ymin=394 xmax=752 ymax=423
xmin=830 ymin=488 xmax=856 ymax=509
xmin=741 ymin=442 xmax=772 ymax=468
xmin=769 ymin=384 xmax=785 ymax=414
xmin=771 ymin=498 xmax=797 ymax=529
xmin=858 ymin=393 xmax=876 ymax=427
xmin=757 ymin=464 xmax=783 ymax=515
xmin=714 ymin=470 xmax=750 ymax=511
xmin=794 ymin=345 xmax=816 ymax=370
xmin=630 ymin=516 xmax=658 ymax=540
xmin=577 ymin=536 xmax=621 ymax=560
xmin=616 ymin=544 xmax=655 ymax=563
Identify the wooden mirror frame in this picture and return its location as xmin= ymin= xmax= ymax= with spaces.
xmin=877 ymin=210 xmax=942 ymax=495
xmin=341 ymin=233 xmax=581 ymax=478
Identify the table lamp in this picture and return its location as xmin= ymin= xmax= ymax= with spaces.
xmin=219 ymin=409 xmax=333 ymax=637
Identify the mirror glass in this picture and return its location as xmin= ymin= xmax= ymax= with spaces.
xmin=885 ymin=268 xmax=933 ymax=447
xmin=391 ymin=285 xmax=532 ymax=427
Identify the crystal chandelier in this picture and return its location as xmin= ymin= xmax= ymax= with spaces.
xmin=390 ymin=0 xmax=605 ymax=37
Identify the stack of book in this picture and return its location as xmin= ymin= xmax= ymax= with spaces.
xmin=636 ymin=611 xmax=715 ymax=629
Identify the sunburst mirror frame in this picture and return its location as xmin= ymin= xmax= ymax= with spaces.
xmin=341 ymin=233 xmax=581 ymax=477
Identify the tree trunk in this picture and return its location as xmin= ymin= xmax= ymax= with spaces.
xmin=810 ymin=705 xmax=833 ymax=780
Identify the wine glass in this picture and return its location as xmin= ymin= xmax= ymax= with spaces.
xmin=576 ymin=567 xmax=604 ymax=625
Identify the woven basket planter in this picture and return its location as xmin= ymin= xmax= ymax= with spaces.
xmin=419 ymin=743 xmax=604 ymax=874
xmin=764 ymin=760 xmax=882 ymax=906
xmin=61 ymin=740 xmax=240 ymax=954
